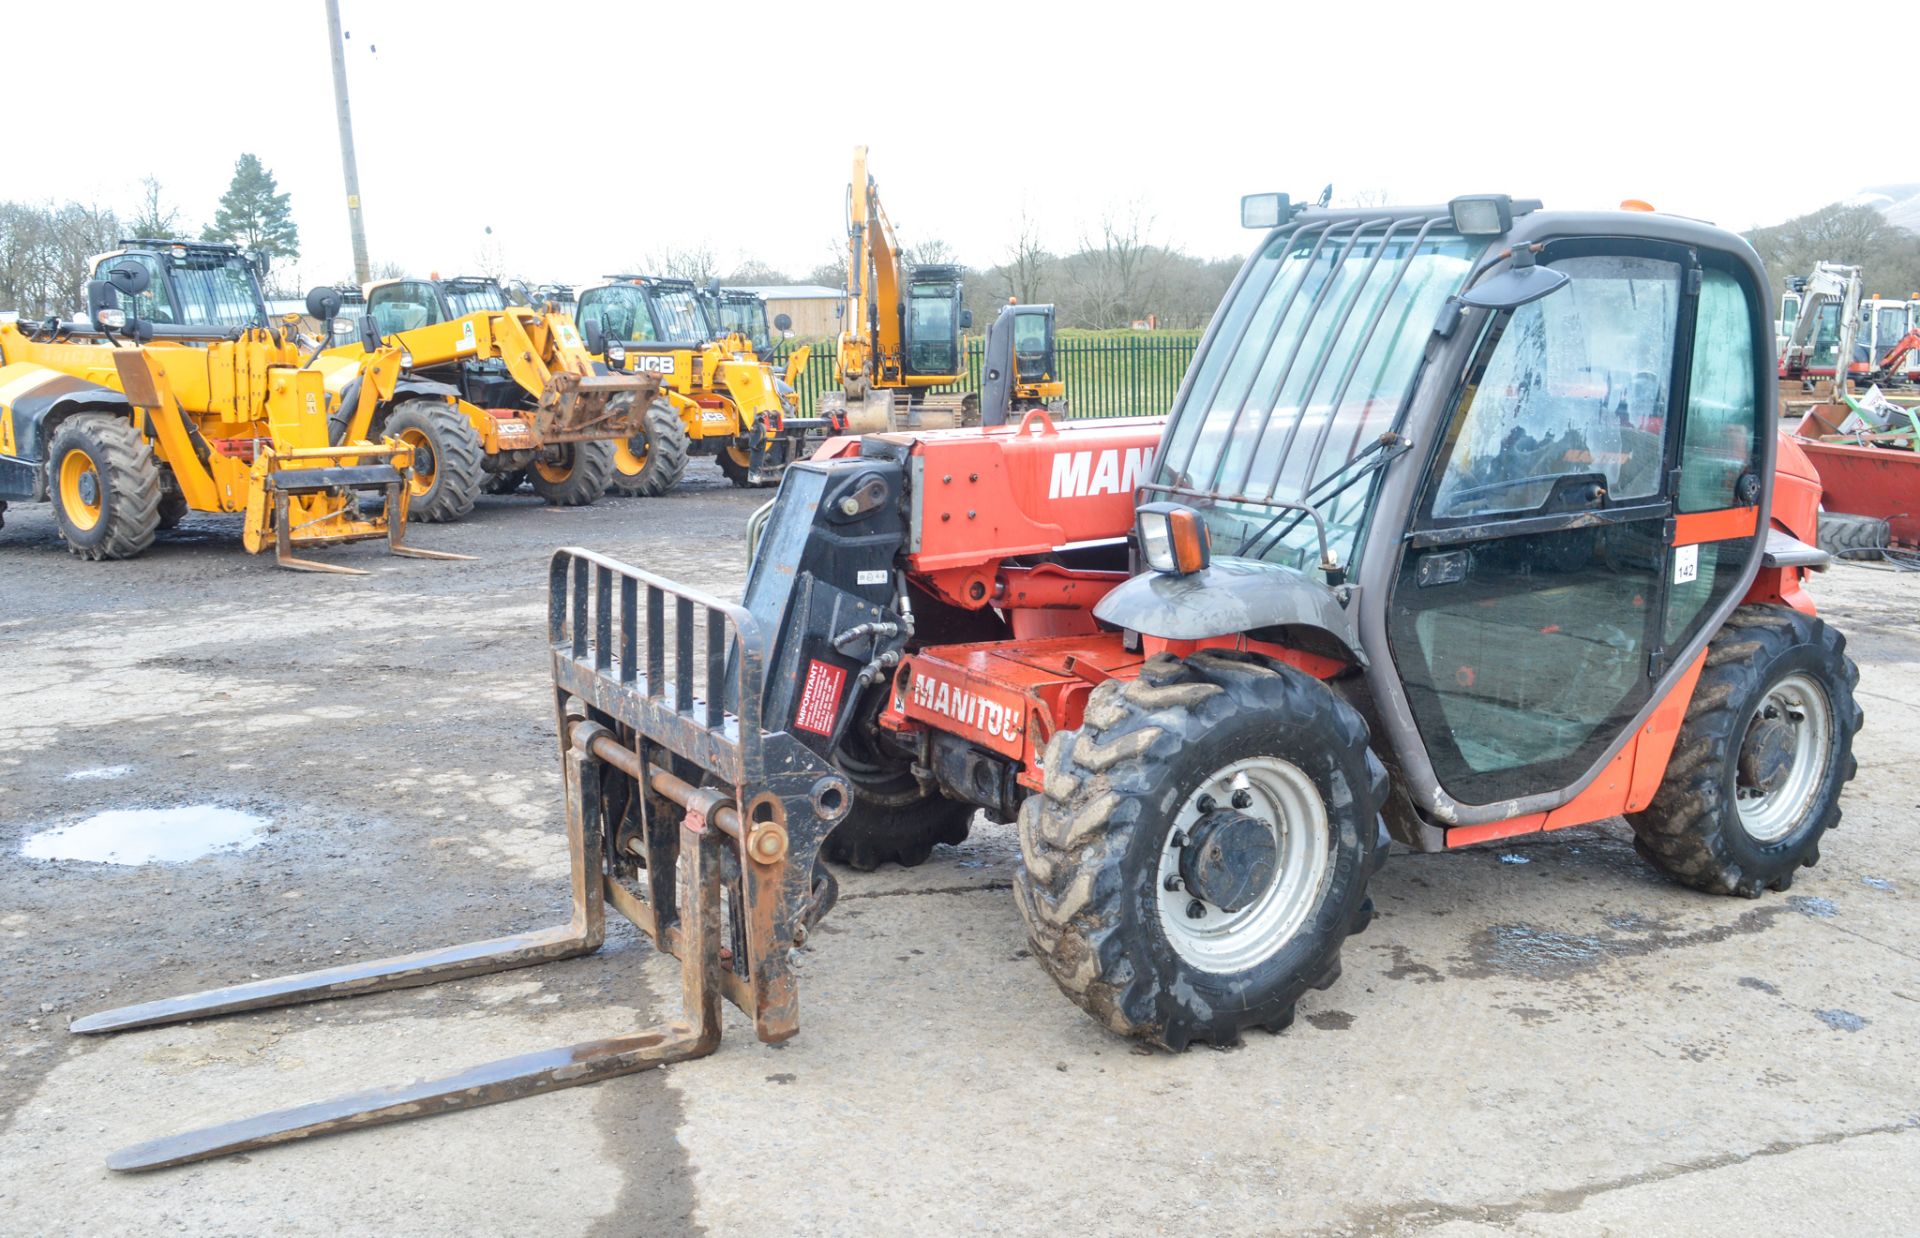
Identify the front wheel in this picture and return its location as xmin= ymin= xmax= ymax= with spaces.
xmin=529 ymin=439 xmax=615 ymax=506
xmin=1015 ymin=650 xmax=1388 ymax=1050
xmin=48 ymin=414 xmax=163 ymax=561
xmin=1628 ymin=605 xmax=1861 ymax=897
xmin=608 ymin=400 xmax=689 ymax=498
xmin=386 ymin=399 xmax=484 ymax=523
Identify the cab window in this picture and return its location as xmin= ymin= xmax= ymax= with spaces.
xmin=369 ymin=282 xmax=443 ymax=336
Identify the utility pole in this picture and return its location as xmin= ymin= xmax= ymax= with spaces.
xmin=324 ymin=0 xmax=371 ymax=284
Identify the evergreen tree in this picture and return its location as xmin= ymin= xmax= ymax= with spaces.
xmin=201 ymin=154 xmax=299 ymax=264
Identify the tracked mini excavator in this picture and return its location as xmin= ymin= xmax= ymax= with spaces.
xmin=76 ymin=193 xmax=1861 ymax=1170
xmin=980 ymin=299 xmax=1066 ymax=425
xmin=0 ymin=241 xmax=462 ymax=573
xmin=819 ymin=146 xmax=977 ymax=434
xmin=322 ymin=275 xmax=661 ymax=515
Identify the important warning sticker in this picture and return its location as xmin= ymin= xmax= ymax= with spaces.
xmin=793 ymin=659 xmax=848 ymax=736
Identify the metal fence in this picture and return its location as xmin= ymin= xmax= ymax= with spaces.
xmin=772 ymin=333 xmax=1201 ymax=420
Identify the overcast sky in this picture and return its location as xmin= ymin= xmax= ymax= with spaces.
xmin=5 ymin=0 xmax=1868 ymax=290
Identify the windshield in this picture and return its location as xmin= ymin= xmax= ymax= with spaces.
xmin=906 ymin=282 xmax=957 ymax=374
xmin=577 ymin=286 xmax=656 ymax=343
xmin=1876 ymin=305 xmax=1908 ymax=350
xmin=1156 ymin=220 xmax=1487 ymax=571
xmin=171 ymin=257 xmax=266 ymax=327
xmin=720 ymin=298 xmax=769 ymax=351
xmin=650 ymin=288 xmax=708 ymax=342
xmin=1013 ymin=311 xmax=1051 ymax=378
xmin=444 ymin=282 xmax=507 ymax=317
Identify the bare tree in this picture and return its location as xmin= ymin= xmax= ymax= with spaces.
xmin=129 ymin=176 xmax=186 ymax=239
xmin=902 ymin=237 xmax=957 ymax=267
xmin=723 ymin=257 xmax=792 ymax=285
xmin=644 ymin=243 xmax=718 ymax=283
xmin=1065 ymin=204 xmax=1173 ymax=328
xmin=0 ymin=199 xmax=122 ymax=318
xmin=1001 ymin=211 xmax=1051 ymax=303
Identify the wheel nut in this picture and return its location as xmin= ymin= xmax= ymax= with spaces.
xmin=1195 ymin=794 xmax=1216 ymax=814
xmin=1164 ymin=874 xmax=1183 ymax=892
xmin=1231 ymin=789 xmax=1253 ymax=809
xmin=1186 ymin=899 xmax=1206 ymax=920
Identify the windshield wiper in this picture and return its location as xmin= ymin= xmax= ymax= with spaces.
xmin=1235 ymin=431 xmax=1410 ymax=559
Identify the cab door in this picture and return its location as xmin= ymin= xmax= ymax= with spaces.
xmin=1386 ymin=240 xmax=1764 ymax=809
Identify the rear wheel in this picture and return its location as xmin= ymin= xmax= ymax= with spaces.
xmin=1015 ymin=650 xmax=1388 ymax=1050
xmin=1816 ymin=511 xmax=1888 ymax=561
xmin=386 ymin=400 xmax=483 ymax=523
xmin=156 ymin=490 xmax=188 ymax=531
xmin=529 ymin=439 xmax=614 ymax=506
xmin=1628 ymin=605 xmax=1861 ymax=897
xmin=48 ymin=414 xmax=162 ymax=561
xmin=608 ymin=400 xmax=689 ymax=498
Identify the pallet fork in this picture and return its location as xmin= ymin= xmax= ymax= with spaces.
xmin=73 ymin=549 xmax=850 ymax=1170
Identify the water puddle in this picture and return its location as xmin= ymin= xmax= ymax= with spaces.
xmin=20 ymin=806 xmax=267 ymax=865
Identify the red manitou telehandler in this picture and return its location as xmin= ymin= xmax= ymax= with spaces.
xmin=73 ymin=193 xmax=1860 ymax=1170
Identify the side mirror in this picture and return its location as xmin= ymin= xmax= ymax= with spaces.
xmin=358 ymin=313 xmax=383 ymax=354
xmin=583 ymin=320 xmax=608 ymax=357
xmin=1458 ymin=246 xmax=1569 ymax=311
xmin=773 ymin=312 xmax=792 ymax=332
xmin=706 ymin=277 xmax=722 ymax=295
xmin=504 ymin=280 xmax=531 ymax=307
xmin=960 ymin=308 xmax=974 ymax=330
xmin=85 ymin=279 xmax=124 ymax=331
xmin=305 ymin=286 xmax=344 ymax=324
xmin=104 ymin=261 xmax=151 ymax=297
xmin=834 ymin=303 xmax=844 ymax=319
xmin=247 ymin=251 xmax=270 ymax=279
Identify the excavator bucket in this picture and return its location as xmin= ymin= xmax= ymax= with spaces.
xmin=74 ymin=549 xmax=848 ymax=1170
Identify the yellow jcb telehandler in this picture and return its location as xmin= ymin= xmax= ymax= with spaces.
xmin=321 ymin=276 xmax=661 ymax=515
xmin=576 ymin=275 xmax=820 ymax=492
xmin=0 ymin=241 xmax=462 ymax=574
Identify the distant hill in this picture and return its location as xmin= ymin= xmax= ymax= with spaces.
xmin=1847 ymin=184 xmax=1920 ymax=232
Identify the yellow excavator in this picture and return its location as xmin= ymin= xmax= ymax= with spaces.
xmin=0 ymin=240 xmax=460 ymax=573
xmin=821 ymin=146 xmax=976 ymax=434
xmin=322 ymin=276 xmax=660 ymax=514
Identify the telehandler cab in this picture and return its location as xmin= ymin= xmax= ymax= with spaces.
xmin=75 ymin=195 xmax=1862 ymax=1169
xmin=576 ymin=275 xmax=817 ymax=492
xmin=323 ymin=275 xmax=660 ymax=515
xmin=0 ymin=241 xmax=461 ymax=573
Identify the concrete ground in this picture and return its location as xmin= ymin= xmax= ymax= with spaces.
xmin=0 ymin=466 xmax=1915 ymax=1236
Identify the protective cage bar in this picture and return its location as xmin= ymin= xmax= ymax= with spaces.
xmin=70 ymin=548 xmax=846 ymax=1170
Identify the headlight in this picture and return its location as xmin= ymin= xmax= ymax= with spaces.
xmin=606 ymin=341 xmax=626 ymax=366
xmin=1447 ymin=194 xmax=1514 ymax=236
xmin=94 ymin=308 xmax=126 ymax=331
xmin=399 ymin=349 xmax=414 ymax=370
xmin=1136 ymin=502 xmax=1211 ymax=576
xmin=332 ymin=316 xmax=355 ymax=338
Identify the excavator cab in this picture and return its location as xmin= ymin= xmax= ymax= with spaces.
xmin=88 ymin=240 xmax=271 ymax=334
xmin=901 ymin=263 xmax=967 ymax=377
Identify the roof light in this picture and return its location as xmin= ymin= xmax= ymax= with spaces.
xmin=1448 ymin=195 xmax=1513 ymax=236
xmin=1240 ymin=193 xmax=1290 ymax=229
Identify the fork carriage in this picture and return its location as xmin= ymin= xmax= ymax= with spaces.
xmin=76 ymin=547 xmax=849 ymax=1171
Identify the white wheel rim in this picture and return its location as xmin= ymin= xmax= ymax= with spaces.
xmin=1736 ymin=671 xmax=1834 ymax=844
xmin=1155 ymin=756 xmax=1330 ymax=974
